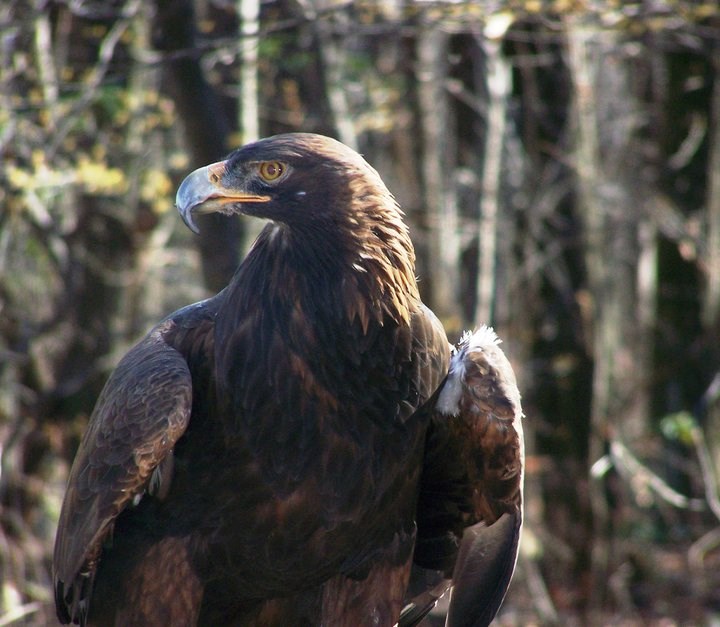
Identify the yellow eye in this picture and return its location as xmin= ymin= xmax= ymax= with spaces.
xmin=258 ymin=161 xmax=285 ymax=182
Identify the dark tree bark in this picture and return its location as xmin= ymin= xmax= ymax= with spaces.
xmin=152 ymin=0 xmax=242 ymax=293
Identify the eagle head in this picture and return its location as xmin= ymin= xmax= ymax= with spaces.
xmin=175 ymin=133 xmax=397 ymax=235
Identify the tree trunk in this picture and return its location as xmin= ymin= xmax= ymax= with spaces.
xmin=417 ymin=25 xmax=461 ymax=335
xmin=152 ymin=0 xmax=242 ymax=293
xmin=474 ymin=17 xmax=512 ymax=326
xmin=702 ymin=55 xmax=720 ymax=333
xmin=237 ymin=0 xmax=264 ymax=253
xmin=312 ymin=4 xmax=358 ymax=151
xmin=702 ymin=55 xmax=720 ymax=497
xmin=238 ymin=0 xmax=260 ymax=146
xmin=565 ymin=16 xmax=653 ymax=610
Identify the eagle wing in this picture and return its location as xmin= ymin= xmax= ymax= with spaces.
xmin=53 ymin=317 xmax=196 ymax=624
xmin=406 ymin=326 xmax=524 ymax=627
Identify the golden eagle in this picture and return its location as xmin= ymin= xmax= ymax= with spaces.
xmin=53 ymin=134 xmax=524 ymax=626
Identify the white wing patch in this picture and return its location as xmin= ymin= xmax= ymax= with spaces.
xmin=435 ymin=325 xmax=501 ymax=417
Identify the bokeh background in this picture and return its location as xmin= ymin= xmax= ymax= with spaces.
xmin=2 ymin=1 xmax=720 ymax=624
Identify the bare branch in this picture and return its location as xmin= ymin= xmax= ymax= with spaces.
xmin=609 ymin=439 xmax=705 ymax=511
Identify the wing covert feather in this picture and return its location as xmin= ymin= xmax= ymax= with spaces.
xmin=409 ymin=303 xmax=452 ymax=408
xmin=53 ymin=318 xmax=193 ymax=621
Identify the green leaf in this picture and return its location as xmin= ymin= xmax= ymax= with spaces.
xmin=660 ymin=411 xmax=697 ymax=446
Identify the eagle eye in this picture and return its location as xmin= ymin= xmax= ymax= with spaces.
xmin=257 ymin=161 xmax=286 ymax=183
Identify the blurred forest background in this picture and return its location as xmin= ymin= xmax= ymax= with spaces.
xmin=2 ymin=0 xmax=720 ymax=624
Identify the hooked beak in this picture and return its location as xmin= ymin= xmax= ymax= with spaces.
xmin=175 ymin=161 xmax=271 ymax=234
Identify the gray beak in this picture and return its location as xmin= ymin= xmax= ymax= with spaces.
xmin=175 ymin=161 xmax=270 ymax=234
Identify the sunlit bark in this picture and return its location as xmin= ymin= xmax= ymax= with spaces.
xmin=417 ymin=25 xmax=461 ymax=334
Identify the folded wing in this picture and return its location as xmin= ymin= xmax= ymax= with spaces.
xmin=53 ymin=319 xmax=194 ymax=625
xmin=405 ymin=326 xmax=524 ymax=627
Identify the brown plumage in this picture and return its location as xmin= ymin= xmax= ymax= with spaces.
xmin=53 ymin=133 xmax=523 ymax=626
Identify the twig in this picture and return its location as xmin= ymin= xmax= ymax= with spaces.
xmin=609 ymin=439 xmax=705 ymax=511
xmin=522 ymin=555 xmax=559 ymax=624
xmin=0 ymin=602 xmax=41 ymax=627
xmin=667 ymin=111 xmax=707 ymax=170
xmin=608 ymin=561 xmax=640 ymax=618
xmin=686 ymin=372 xmax=720 ymax=530
xmin=33 ymin=11 xmax=60 ymax=129
xmin=690 ymin=422 xmax=720 ymax=522
xmin=688 ymin=526 xmax=720 ymax=574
